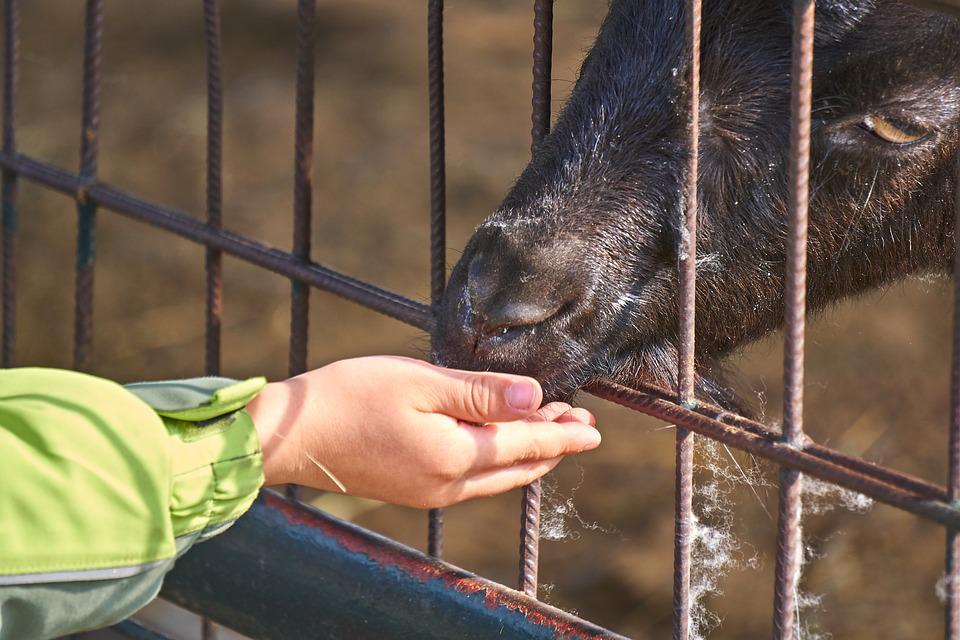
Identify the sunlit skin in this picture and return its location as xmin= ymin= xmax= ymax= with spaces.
xmin=246 ymin=356 xmax=601 ymax=509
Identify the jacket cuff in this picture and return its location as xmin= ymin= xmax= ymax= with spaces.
xmin=125 ymin=377 xmax=267 ymax=539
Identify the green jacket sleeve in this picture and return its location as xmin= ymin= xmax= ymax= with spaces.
xmin=0 ymin=368 xmax=266 ymax=640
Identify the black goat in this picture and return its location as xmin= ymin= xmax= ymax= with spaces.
xmin=435 ymin=0 xmax=960 ymax=403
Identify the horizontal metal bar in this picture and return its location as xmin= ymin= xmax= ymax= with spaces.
xmin=589 ymin=380 xmax=960 ymax=528
xmin=615 ymin=380 xmax=948 ymax=501
xmin=0 ymin=151 xmax=432 ymax=332
xmin=161 ymin=491 xmax=626 ymax=640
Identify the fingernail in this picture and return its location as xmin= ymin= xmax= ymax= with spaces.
xmin=579 ymin=430 xmax=602 ymax=452
xmin=506 ymin=380 xmax=537 ymax=411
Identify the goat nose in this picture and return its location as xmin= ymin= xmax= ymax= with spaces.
xmin=466 ymin=249 xmax=568 ymax=336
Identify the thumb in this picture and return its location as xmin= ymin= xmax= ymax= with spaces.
xmin=428 ymin=368 xmax=544 ymax=424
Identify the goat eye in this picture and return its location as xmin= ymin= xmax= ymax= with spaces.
xmin=860 ymin=115 xmax=927 ymax=145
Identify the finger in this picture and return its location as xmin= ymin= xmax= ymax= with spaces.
xmin=465 ymin=419 xmax=601 ymax=471
xmin=556 ymin=407 xmax=596 ymax=426
xmin=529 ymin=401 xmax=573 ymax=422
xmin=418 ymin=366 xmax=544 ymax=424
xmin=453 ymin=456 xmax=565 ymax=503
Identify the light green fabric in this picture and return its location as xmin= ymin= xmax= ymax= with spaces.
xmin=125 ymin=376 xmax=266 ymax=421
xmin=165 ymin=410 xmax=264 ymax=537
xmin=0 ymin=369 xmax=267 ymax=640
xmin=0 ymin=369 xmax=176 ymax=577
xmin=126 ymin=376 xmax=266 ymax=537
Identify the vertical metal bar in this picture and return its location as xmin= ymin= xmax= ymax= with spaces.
xmin=517 ymin=0 xmax=552 ymax=599
xmin=529 ymin=0 xmax=552 ymax=153
xmin=1 ymin=0 xmax=17 ymax=368
xmin=73 ymin=0 xmax=103 ymax=372
xmin=426 ymin=0 xmax=446 ymax=559
xmin=945 ymin=154 xmax=960 ymax=639
xmin=772 ymin=1 xmax=815 ymax=638
xmin=203 ymin=0 xmax=223 ymax=378
xmin=201 ymin=3 xmax=223 ymax=637
xmin=286 ymin=0 xmax=315 ymax=501
xmin=672 ymin=0 xmax=701 ymax=636
xmin=289 ymin=0 xmax=314 ymax=378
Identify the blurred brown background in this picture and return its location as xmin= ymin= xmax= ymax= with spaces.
xmin=6 ymin=1 xmax=954 ymax=638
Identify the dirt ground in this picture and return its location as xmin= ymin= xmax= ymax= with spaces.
xmin=7 ymin=1 xmax=955 ymax=638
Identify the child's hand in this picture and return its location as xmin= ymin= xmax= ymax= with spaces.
xmin=247 ymin=356 xmax=600 ymax=508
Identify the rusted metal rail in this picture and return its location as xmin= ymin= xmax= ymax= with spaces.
xmin=163 ymin=491 xmax=627 ymax=640
xmin=3 ymin=0 xmax=960 ymax=638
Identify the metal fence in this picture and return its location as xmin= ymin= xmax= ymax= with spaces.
xmin=2 ymin=0 xmax=960 ymax=638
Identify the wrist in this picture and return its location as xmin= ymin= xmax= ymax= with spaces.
xmin=247 ymin=380 xmax=301 ymax=486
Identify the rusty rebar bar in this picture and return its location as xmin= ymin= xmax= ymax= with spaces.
xmin=73 ymin=0 xmax=103 ymax=372
xmin=518 ymin=0 xmax=553 ymax=599
xmin=589 ymin=381 xmax=960 ymax=528
xmin=772 ymin=1 xmax=815 ymax=637
xmin=946 ymin=152 xmax=960 ymax=639
xmin=203 ymin=0 xmax=223 ymax=378
xmin=289 ymin=0 xmax=315 ymax=381
xmin=1 ymin=0 xmax=17 ymax=369
xmin=673 ymin=0 xmax=701 ymax=636
xmin=427 ymin=0 xmax=447 ymax=560
xmin=201 ymin=3 xmax=223 ymax=636
xmin=428 ymin=0 xmax=446 ymax=312
xmin=629 ymin=378 xmax=949 ymax=501
xmin=286 ymin=0 xmax=316 ymax=502
xmin=529 ymin=0 xmax=552 ymax=153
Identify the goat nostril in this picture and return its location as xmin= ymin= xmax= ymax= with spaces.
xmin=477 ymin=300 xmax=564 ymax=337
